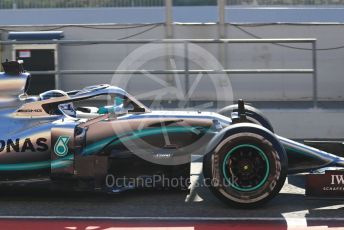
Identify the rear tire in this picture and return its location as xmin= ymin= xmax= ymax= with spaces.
xmin=203 ymin=124 xmax=287 ymax=208
xmin=218 ymin=104 xmax=274 ymax=132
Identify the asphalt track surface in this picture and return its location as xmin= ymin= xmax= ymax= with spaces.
xmin=0 ymin=162 xmax=343 ymax=229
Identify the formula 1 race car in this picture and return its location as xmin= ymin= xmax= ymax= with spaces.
xmin=0 ymin=60 xmax=344 ymax=208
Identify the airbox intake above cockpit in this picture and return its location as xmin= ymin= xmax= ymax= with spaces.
xmin=0 ymin=60 xmax=30 ymax=97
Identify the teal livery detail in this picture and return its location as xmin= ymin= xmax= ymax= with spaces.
xmin=54 ymin=136 xmax=70 ymax=157
xmin=0 ymin=154 xmax=73 ymax=171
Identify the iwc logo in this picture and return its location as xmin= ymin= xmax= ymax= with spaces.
xmin=306 ymin=171 xmax=344 ymax=197
xmin=323 ymin=174 xmax=344 ymax=191
xmin=331 ymin=174 xmax=344 ymax=185
xmin=54 ymin=136 xmax=70 ymax=157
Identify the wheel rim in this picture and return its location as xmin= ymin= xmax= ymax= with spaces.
xmin=222 ymin=144 xmax=270 ymax=192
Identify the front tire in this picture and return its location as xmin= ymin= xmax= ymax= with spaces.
xmin=203 ymin=124 xmax=287 ymax=208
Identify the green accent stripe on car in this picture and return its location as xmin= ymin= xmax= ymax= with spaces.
xmin=222 ymin=144 xmax=270 ymax=192
xmin=51 ymin=154 xmax=74 ymax=169
xmin=283 ymin=145 xmax=319 ymax=159
xmin=279 ymin=136 xmax=324 ymax=159
xmin=0 ymin=155 xmax=73 ymax=171
xmin=82 ymin=126 xmax=209 ymax=156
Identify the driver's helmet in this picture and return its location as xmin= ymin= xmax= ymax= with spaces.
xmin=98 ymin=96 xmax=124 ymax=114
xmin=39 ymin=90 xmax=76 ymax=117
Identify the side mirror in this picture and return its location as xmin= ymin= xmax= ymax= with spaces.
xmin=58 ymin=103 xmax=76 ymax=118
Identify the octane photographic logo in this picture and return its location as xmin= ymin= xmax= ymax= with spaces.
xmin=110 ymin=42 xmax=233 ymax=165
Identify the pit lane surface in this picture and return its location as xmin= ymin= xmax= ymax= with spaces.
xmin=0 ymin=162 xmax=343 ymax=229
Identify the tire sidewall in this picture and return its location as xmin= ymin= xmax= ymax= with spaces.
xmin=204 ymin=124 xmax=287 ymax=208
